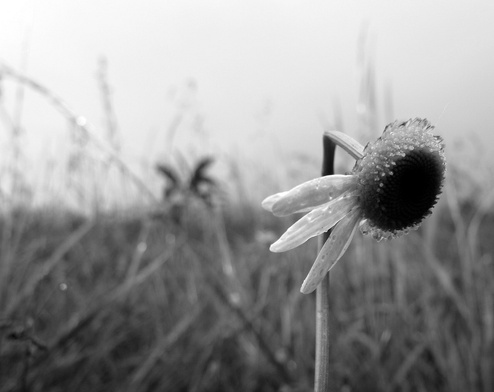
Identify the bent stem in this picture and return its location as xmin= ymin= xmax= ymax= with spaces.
xmin=314 ymin=134 xmax=336 ymax=391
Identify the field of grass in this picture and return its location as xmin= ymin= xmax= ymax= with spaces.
xmin=0 ymin=183 xmax=493 ymax=391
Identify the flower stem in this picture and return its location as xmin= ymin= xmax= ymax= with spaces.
xmin=314 ymin=134 xmax=336 ymax=392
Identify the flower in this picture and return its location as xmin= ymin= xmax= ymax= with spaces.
xmin=262 ymin=118 xmax=446 ymax=294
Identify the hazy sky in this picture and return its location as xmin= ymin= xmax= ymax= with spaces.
xmin=1 ymin=0 xmax=494 ymax=197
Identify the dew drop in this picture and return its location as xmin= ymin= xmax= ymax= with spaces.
xmin=137 ymin=241 xmax=147 ymax=253
xmin=76 ymin=116 xmax=87 ymax=126
xmin=166 ymin=233 xmax=176 ymax=244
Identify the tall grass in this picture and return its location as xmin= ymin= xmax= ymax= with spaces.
xmin=0 ymin=188 xmax=492 ymax=391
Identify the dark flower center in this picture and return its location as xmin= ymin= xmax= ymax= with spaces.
xmin=359 ymin=148 xmax=444 ymax=232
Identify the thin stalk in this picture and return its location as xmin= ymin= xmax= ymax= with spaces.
xmin=0 ymin=62 xmax=159 ymax=204
xmin=314 ymin=134 xmax=336 ymax=392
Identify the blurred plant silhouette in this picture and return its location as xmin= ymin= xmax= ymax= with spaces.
xmin=156 ymin=156 xmax=217 ymax=207
xmin=155 ymin=156 xmax=220 ymax=225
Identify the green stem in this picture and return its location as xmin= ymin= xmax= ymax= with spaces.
xmin=314 ymin=134 xmax=336 ymax=392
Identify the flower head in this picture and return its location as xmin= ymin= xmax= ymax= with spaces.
xmin=262 ymin=118 xmax=446 ymax=294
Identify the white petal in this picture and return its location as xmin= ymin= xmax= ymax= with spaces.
xmin=261 ymin=191 xmax=288 ymax=212
xmin=269 ymin=191 xmax=357 ymax=252
xmin=300 ymin=208 xmax=361 ymax=294
xmin=324 ymin=131 xmax=365 ymax=160
xmin=269 ymin=175 xmax=356 ymax=217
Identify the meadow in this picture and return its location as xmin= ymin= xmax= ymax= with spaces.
xmin=1 ymin=183 xmax=493 ymax=392
xmin=0 ymin=63 xmax=493 ymax=392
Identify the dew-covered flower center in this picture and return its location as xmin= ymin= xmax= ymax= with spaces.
xmin=354 ymin=119 xmax=446 ymax=239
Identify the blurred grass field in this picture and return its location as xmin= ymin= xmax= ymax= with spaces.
xmin=0 ymin=60 xmax=493 ymax=392
xmin=0 ymin=188 xmax=493 ymax=392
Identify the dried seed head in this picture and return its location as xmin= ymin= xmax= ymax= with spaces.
xmin=353 ymin=118 xmax=446 ymax=240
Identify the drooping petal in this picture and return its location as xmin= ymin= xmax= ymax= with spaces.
xmin=324 ymin=131 xmax=365 ymax=160
xmin=269 ymin=191 xmax=358 ymax=252
xmin=300 ymin=208 xmax=361 ymax=294
xmin=264 ymin=175 xmax=356 ymax=217
xmin=261 ymin=191 xmax=288 ymax=212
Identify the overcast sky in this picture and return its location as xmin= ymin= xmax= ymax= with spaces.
xmin=1 ymin=0 xmax=494 ymax=199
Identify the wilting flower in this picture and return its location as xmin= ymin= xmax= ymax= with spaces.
xmin=262 ymin=118 xmax=446 ymax=294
